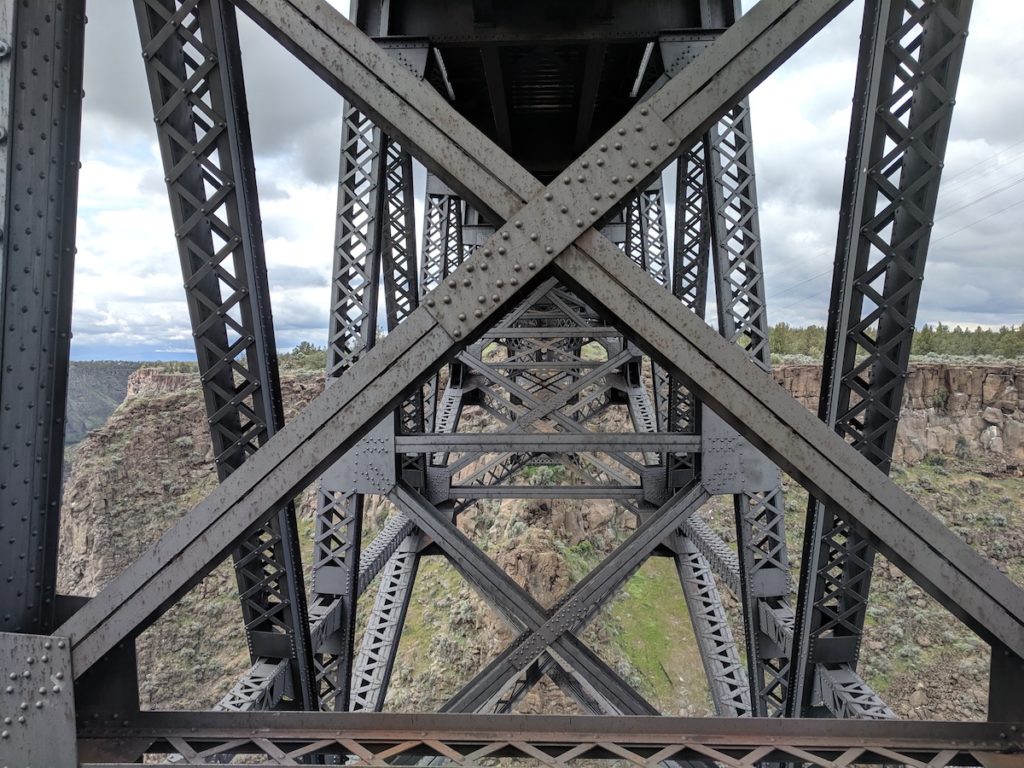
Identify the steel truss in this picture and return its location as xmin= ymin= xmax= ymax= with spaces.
xmin=134 ymin=0 xmax=316 ymax=712
xmin=2 ymin=0 xmax=1023 ymax=765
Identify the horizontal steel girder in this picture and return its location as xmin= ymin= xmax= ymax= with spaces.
xmin=58 ymin=0 xmax=1024 ymax=681
xmin=395 ymin=433 xmax=702 ymax=453
xmin=76 ymin=711 xmax=1023 ymax=766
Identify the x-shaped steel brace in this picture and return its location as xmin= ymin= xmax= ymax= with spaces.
xmin=390 ymin=483 xmax=710 ymax=713
xmin=388 ymin=484 xmax=665 ymax=715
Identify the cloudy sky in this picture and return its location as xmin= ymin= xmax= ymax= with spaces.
xmin=70 ymin=1 xmax=1024 ymax=360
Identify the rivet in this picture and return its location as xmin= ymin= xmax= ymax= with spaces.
xmin=426 ymin=298 xmax=435 ymax=307
xmin=466 ymin=264 xmax=475 ymax=273
xmin=447 ymin=279 xmax=456 ymax=289
xmin=577 ymin=175 xmax=585 ymax=183
xmin=496 ymin=279 xmax=505 ymax=288
xmin=593 ymin=193 xmax=602 ymax=201
xmin=576 ymin=219 xmax=584 ymax=227
xmin=482 ymin=248 xmax=491 ymax=257
xmin=545 ymin=246 xmax=554 ymax=254
xmin=458 ymin=313 xmax=466 ymax=321
xmin=581 ymin=161 xmax=589 ymax=169
xmin=596 ymin=158 xmax=605 ymax=167
xmin=563 ymin=176 xmax=571 ymax=185
xmin=513 ymin=264 xmax=522 ymax=272
xmin=462 ymin=278 xmax=471 ymax=287
xmin=644 ymin=159 xmax=653 ymax=166
xmin=480 ymin=263 xmax=488 ymax=271
xmin=608 ymin=191 xmax=617 ymax=199
xmin=626 ymin=174 xmax=635 ymax=183
xmin=25 ymin=657 xmax=33 ymax=665
xmin=442 ymin=295 xmax=451 ymax=304
xmin=629 ymin=159 xmax=638 ymax=168
xmin=4 ymin=686 xmax=11 ymax=693
xmin=529 ymin=232 xmax=538 ymax=241
xmin=478 ymin=296 xmax=486 ymax=304
xmin=599 ymin=144 xmax=607 ymax=152
xmin=667 ymin=138 xmax=676 ymax=146
xmin=611 ymin=176 xmax=619 ymax=184
xmin=492 ymin=294 xmax=500 ymax=302
xmin=474 ymin=309 xmax=482 ymax=318
xmin=614 ymin=142 xmax=622 ymax=150
xmin=649 ymin=143 xmax=658 ymax=150
xmin=634 ymin=124 xmax=643 ymax=132
xmin=544 ymin=192 xmax=553 ymax=201
xmin=514 ymin=220 xmax=523 ymax=228
xmin=498 ymin=246 xmax=507 ymax=255
xmin=560 ymin=205 xmax=568 ymax=214
xmin=510 ymin=278 xmax=519 ymax=286
xmin=589 ymin=207 xmax=597 ymax=215
xmin=640 ymin=107 xmax=649 ymax=116
xmin=453 ymin=329 xmax=462 ymax=339
xmin=528 ymin=262 xmax=537 ymax=270
xmin=617 ymin=127 xmax=626 ymax=136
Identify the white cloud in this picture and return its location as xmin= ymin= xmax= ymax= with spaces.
xmin=70 ymin=0 xmax=1024 ymax=358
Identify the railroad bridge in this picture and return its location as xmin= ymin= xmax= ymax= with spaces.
xmin=1 ymin=0 xmax=1023 ymax=765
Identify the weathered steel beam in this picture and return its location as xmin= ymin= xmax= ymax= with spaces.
xmin=76 ymin=710 xmax=1024 ymax=766
xmin=0 ymin=0 xmax=86 ymax=635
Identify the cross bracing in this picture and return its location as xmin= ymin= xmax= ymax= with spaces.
xmin=1 ymin=0 xmax=1023 ymax=766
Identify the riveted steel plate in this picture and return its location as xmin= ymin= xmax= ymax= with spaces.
xmin=0 ymin=633 xmax=76 ymax=767
xmin=700 ymin=405 xmax=779 ymax=494
xmin=320 ymin=416 xmax=397 ymax=494
xmin=659 ymin=33 xmax=719 ymax=77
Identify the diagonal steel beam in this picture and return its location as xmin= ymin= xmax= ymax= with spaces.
xmin=62 ymin=0 xmax=1024 ymax=682
xmin=554 ymin=235 xmax=1024 ymax=657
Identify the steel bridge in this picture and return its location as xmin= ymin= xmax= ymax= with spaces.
xmin=1 ymin=0 xmax=1023 ymax=765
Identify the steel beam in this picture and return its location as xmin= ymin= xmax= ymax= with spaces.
xmin=0 ymin=0 xmax=85 ymax=635
xmin=790 ymin=0 xmax=976 ymax=719
xmin=134 ymin=0 xmax=316 ymax=712
xmin=76 ymin=711 xmax=1024 ymax=767
xmin=397 ymin=433 xmax=701 ymax=453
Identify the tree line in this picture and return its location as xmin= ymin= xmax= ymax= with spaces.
xmin=769 ymin=322 xmax=1024 ymax=360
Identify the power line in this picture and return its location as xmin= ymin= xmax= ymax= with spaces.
xmin=931 ymin=196 xmax=1024 ymax=243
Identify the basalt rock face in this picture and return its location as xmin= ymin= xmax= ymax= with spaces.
xmin=772 ymin=363 xmax=1024 ymax=465
xmin=55 ymin=363 xmax=1024 ymax=718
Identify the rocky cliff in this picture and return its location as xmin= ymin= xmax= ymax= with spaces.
xmin=64 ymin=360 xmax=141 ymax=446
xmin=56 ymin=363 xmax=1024 ymax=718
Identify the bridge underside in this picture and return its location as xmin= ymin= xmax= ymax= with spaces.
xmin=0 ymin=0 xmax=1022 ymax=766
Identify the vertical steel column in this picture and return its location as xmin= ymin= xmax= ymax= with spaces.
xmin=0 ymin=0 xmax=85 ymax=635
xmin=790 ymin=0 xmax=973 ymax=719
xmin=346 ymin=135 xmax=424 ymax=713
xmin=310 ymin=101 xmax=387 ymax=711
xmin=707 ymin=100 xmax=794 ymax=717
xmin=619 ymin=175 xmax=749 ymax=718
xmin=419 ymin=174 xmax=466 ymax=434
xmin=135 ymin=0 xmax=315 ymax=712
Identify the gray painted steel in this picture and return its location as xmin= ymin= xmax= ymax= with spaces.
xmin=0 ymin=0 xmax=85 ymax=636
xmin=1 ymin=0 xmax=1022 ymax=761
